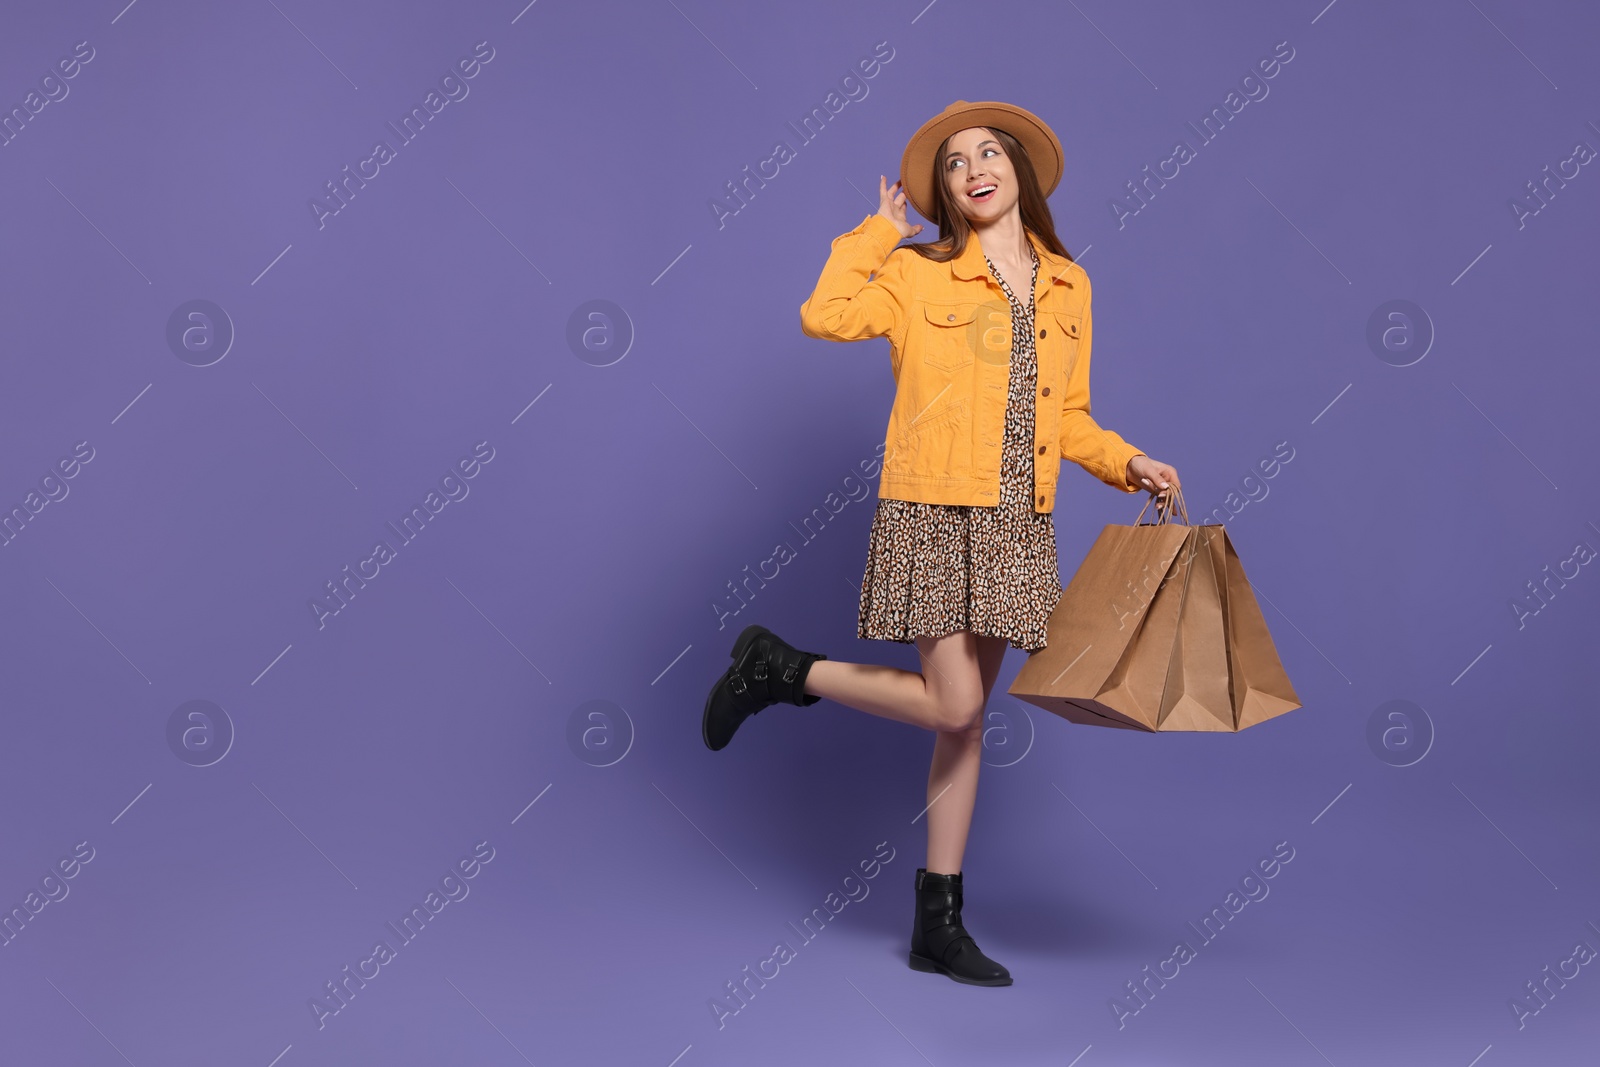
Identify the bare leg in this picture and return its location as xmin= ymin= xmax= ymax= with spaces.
xmin=802 ymin=631 xmax=989 ymax=733
xmin=801 ymin=630 xmax=1011 ymax=874
xmin=925 ymin=634 xmax=1008 ymax=876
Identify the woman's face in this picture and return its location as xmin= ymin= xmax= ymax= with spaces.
xmin=941 ymin=125 xmax=1018 ymax=222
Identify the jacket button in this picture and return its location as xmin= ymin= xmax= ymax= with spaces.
xmin=947 ymin=313 xmax=956 ymax=321
xmin=1040 ymin=386 xmax=1050 ymax=397
xmin=1037 ymin=445 xmax=1046 ymax=455
xmin=1037 ymin=495 xmax=1045 ymax=505
xmin=1039 ymin=328 xmax=1048 ymax=337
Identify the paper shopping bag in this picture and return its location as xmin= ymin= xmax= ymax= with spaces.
xmin=1152 ymin=524 xmax=1236 ymax=731
xmin=1009 ymin=487 xmax=1303 ymax=732
xmin=1086 ymin=532 xmax=1190 ymax=729
xmin=1217 ymin=524 xmax=1302 ymax=728
xmin=1007 ymin=494 xmax=1191 ymax=730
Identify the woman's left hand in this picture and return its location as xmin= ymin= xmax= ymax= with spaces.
xmin=1127 ymin=454 xmax=1181 ymax=503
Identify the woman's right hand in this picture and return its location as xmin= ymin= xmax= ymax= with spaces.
xmin=877 ymin=176 xmax=924 ymax=240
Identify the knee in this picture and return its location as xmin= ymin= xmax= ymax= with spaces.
xmin=935 ymin=697 xmax=986 ymax=734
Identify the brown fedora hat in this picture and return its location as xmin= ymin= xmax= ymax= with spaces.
xmin=899 ymin=100 xmax=1064 ymax=222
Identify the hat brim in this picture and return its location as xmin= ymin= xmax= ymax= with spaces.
xmin=899 ymin=101 xmax=1064 ymax=223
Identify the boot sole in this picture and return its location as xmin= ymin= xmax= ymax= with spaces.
xmin=908 ymin=951 xmax=1013 ymax=986
xmin=701 ymin=624 xmax=771 ymax=751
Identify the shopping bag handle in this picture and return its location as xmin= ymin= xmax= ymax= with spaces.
xmin=1134 ymin=482 xmax=1188 ymax=526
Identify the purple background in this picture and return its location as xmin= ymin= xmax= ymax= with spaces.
xmin=2 ymin=1 xmax=1597 ymax=1064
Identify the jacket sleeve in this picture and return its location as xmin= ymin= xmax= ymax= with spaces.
xmin=1059 ymin=277 xmax=1146 ymax=493
xmin=799 ymin=213 xmax=913 ymax=345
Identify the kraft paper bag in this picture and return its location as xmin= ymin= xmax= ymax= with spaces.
xmin=1008 ymin=494 xmax=1190 ymax=729
xmin=1085 ymin=536 xmax=1189 ymax=729
xmin=1009 ymin=487 xmax=1303 ymax=732
xmin=1217 ymin=524 xmax=1302 ymax=728
xmin=1153 ymin=525 xmax=1236 ymax=731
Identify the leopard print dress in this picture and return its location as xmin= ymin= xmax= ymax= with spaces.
xmin=857 ymin=247 xmax=1061 ymax=653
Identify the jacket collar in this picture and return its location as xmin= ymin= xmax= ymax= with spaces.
xmin=949 ymin=226 xmax=1078 ymax=287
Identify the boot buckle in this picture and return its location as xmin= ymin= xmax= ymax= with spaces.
xmin=729 ymin=674 xmax=748 ymax=695
xmin=781 ymin=664 xmax=798 ymax=683
xmin=752 ymin=661 xmax=768 ymax=682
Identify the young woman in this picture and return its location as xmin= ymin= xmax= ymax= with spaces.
xmin=703 ymin=101 xmax=1181 ymax=987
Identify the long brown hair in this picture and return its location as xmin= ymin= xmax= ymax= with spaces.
xmin=901 ymin=125 xmax=1075 ymax=265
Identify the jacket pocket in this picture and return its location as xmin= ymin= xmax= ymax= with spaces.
xmin=886 ymin=393 xmax=971 ymax=483
xmin=919 ymin=301 xmax=980 ymax=372
xmin=1049 ymin=309 xmax=1084 ymax=380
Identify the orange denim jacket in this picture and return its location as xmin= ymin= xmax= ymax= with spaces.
xmin=799 ymin=212 xmax=1146 ymax=513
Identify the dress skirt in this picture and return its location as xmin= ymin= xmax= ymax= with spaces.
xmin=857 ymin=248 xmax=1061 ymax=654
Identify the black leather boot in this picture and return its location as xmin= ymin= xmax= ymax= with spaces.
xmin=702 ymin=624 xmax=828 ymax=751
xmin=908 ymin=868 xmax=1012 ymax=986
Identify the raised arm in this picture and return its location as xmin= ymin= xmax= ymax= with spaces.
xmin=1059 ymin=277 xmax=1146 ymax=493
xmin=799 ymin=212 xmax=914 ymax=345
